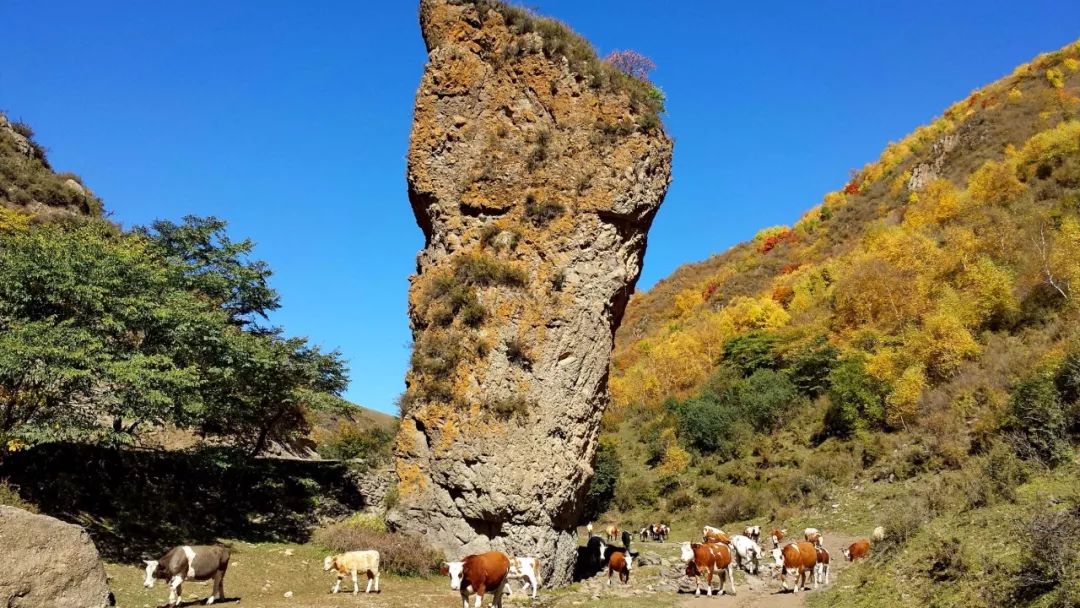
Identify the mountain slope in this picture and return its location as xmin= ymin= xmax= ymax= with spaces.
xmin=601 ymin=39 xmax=1080 ymax=607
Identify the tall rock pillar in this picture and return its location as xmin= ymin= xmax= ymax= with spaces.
xmin=391 ymin=0 xmax=672 ymax=585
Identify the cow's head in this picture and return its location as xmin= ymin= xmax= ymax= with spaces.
xmin=771 ymin=548 xmax=784 ymax=568
xmin=625 ymin=553 xmax=633 ymax=571
xmin=842 ymin=547 xmax=852 ymax=561
xmin=443 ymin=561 xmax=464 ymax=590
xmin=142 ymin=560 xmax=159 ymax=588
xmin=596 ymin=540 xmax=606 ymax=563
xmin=679 ymin=542 xmax=694 ymax=563
xmin=323 ymin=556 xmax=335 ymax=571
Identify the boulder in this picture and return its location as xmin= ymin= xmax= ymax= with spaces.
xmin=0 ymin=506 xmax=112 ymax=608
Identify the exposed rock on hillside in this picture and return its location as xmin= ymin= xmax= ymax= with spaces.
xmin=391 ymin=0 xmax=672 ymax=585
xmin=0 ymin=113 xmax=101 ymax=217
xmin=0 ymin=506 xmax=112 ymax=608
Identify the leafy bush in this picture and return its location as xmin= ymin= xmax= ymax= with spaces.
xmin=410 ymin=331 xmax=464 ymax=377
xmin=427 ymin=277 xmax=485 ymax=328
xmin=667 ymin=489 xmax=694 ymax=512
xmin=708 ymin=485 xmax=765 ymax=525
xmin=0 ymin=479 xmax=35 ymax=512
xmin=673 ymin=394 xmax=744 ymax=457
xmin=785 ymin=337 xmax=839 ymax=398
xmin=614 ymin=476 xmax=657 ymax=511
xmin=738 ymin=369 xmax=799 ymax=433
xmin=822 ymin=357 xmax=887 ymax=438
xmin=317 ymin=425 xmax=393 ymax=466
xmin=722 ymin=331 xmax=779 ymax=377
xmin=523 ymin=193 xmax=565 ymax=225
xmin=486 ymin=396 xmax=533 ymax=420
xmin=313 ymin=518 xmax=443 ymax=576
xmin=1010 ymin=504 xmax=1080 ymax=606
xmin=454 ymin=254 xmax=526 ymax=287
xmin=1005 ymin=375 xmax=1069 ymax=466
xmin=583 ymin=438 xmax=620 ymax=520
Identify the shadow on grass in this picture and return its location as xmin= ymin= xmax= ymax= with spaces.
xmin=0 ymin=443 xmax=370 ymax=563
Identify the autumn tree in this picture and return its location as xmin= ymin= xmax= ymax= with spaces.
xmin=603 ymin=49 xmax=656 ymax=80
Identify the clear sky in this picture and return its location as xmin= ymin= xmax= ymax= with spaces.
xmin=3 ymin=1 xmax=1078 ymax=415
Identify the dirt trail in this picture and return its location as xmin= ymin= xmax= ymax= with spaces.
xmin=677 ymin=532 xmax=860 ymax=608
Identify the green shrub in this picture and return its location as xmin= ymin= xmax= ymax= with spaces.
xmin=505 ymin=337 xmax=531 ymax=368
xmin=722 ymin=331 xmax=779 ymax=377
xmin=822 ymin=357 xmax=887 ymax=438
xmin=673 ymin=394 xmax=744 ymax=457
xmin=583 ymin=438 xmax=620 ymax=520
xmin=551 ymin=270 xmax=566 ymax=292
xmin=317 ymin=425 xmax=393 ymax=466
xmin=739 ymin=369 xmax=799 ymax=433
xmin=523 ymin=193 xmax=565 ymax=225
xmin=785 ymin=337 xmax=839 ymax=398
xmin=526 ymin=130 xmax=550 ymax=171
xmin=0 ymin=479 xmax=35 ymax=512
xmin=614 ymin=476 xmax=657 ymax=511
xmin=708 ymin=485 xmax=765 ymax=524
xmin=1006 ymin=375 xmax=1069 ymax=466
xmin=454 ymin=254 xmax=526 ymax=288
xmin=410 ymin=331 xmax=464 ymax=377
xmin=428 ymin=277 xmax=485 ymax=328
xmin=486 ymin=396 xmax=533 ymax=420
xmin=1010 ymin=504 xmax=1080 ymax=606
xmin=313 ymin=518 xmax=442 ymax=576
xmin=667 ymin=489 xmax=694 ymax=512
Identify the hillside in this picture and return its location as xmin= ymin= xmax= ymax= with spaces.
xmin=601 ymin=40 xmax=1080 ymax=606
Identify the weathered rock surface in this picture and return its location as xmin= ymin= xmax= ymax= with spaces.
xmin=0 ymin=506 xmax=112 ymax=608
xmin=391 ymin=0 xmax=672 ymax=586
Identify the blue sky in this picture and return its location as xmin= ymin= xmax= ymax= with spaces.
xmin=3 ymin=1 xmax=1078 ymax=415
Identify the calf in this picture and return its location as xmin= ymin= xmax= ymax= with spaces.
xmin=773 ymin=541 xmax=818 ymax=593
xmin=323 ymin=550 xmax=380 ymax=594
xmin=702 ymin=525 xmax=730 ymax=545
xmin=504 ymin=556 xmax=541 ymax=599
xmin=681 ymin=541 xmax=736 ymax=596
xmin=843 ymin=539 xmax=871 ymax=562
xmin=443 ymin=551 xmax=511 ymax=608
xmin=639 ymin=526 xmax=651 ymax=542
xmin=770 ymin=528 xmax=787 ymax=549
xmin=815 ymin=546 xmax=831 ymax=586
xmin=804 ymin=527 xmax=824 ymax=548
xmin=143 ymin=545 xmax=229 ymax=606
xmin=607 ymin=550 xmax=633 ymax=585
xmin=730 ymin=534 xmax=764 ymax=574
xmin=743 ymin=525 xmax=761 ymax=543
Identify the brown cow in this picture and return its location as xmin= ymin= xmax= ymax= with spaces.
xmin=804 ymin=527 xmax=824 ymax=548
xmin=770 ymin=528 xmax=787 ymax=549
xmin=143 ymin=545 xmax=229 ymax=606
xmin=607 ymin=550 xmax=632 ymax=585
xmin=681 ymin=542 xmax=736 ymax=597
xmin=773 ymin=541 xmax=818 ymax=593
xmin=702 ymin=525 xmax=730 ymax=545
xmin=605 ymin=524 xmax=620 ymax=542
xmin=443 ymin=551 xmax=511 ymax=608
xmin=843 ymin=539 xmax=871 ymax=562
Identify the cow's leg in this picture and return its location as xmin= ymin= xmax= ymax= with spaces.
xmin=168 ymin=575 xmax=183 ymax=606
xmin=374 ymin=570 xmax=381 ymax=593
xmin=727 ymin=563 xmax=737 ymax=596
xmin=332 ymin=574 xmax=341 ymax=593
xmin=351 ymin=569 xmax=359 ymax=594
xmin=717 ymin=568 xmax=726 ymax=596
xmin=473 ymin=584 xmax=486 ymax=608
xmin=493 ymin=580 xmax=506 ymax=608
xmin=365 ymin=571 xmax=374 ymax=593
xmin=706 ymin=568 xmax=715 ymax=596
xmin=460 ymin=590 xmax=469 ymax=608
xmin=608 ymin=567 xmax=613 ymax=586
xmin=780 ymin=566 xmax=788 ymax=591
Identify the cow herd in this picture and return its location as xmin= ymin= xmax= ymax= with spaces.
xmin=140 ymin=523 xmax=880 ymax=607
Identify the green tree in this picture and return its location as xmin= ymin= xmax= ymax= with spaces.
xmin=823 ymin=357 xmax=887 ymax=438
xmin=722 ymin=331 xmax=779 ymax=377
xmin=784 ymin=337 xmax=839 ymax=398
xmin=141 ymin=216 xmax=280 ymax=328
xmin=583 ymin=438 xmax=621 ymax=521
xmin=739 ymin=369 xmax=799 ymax=432
xmin=1006 ymin=375 xmax=1069 ymax=466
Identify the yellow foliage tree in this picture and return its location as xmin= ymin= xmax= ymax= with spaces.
xmin=957 ymin=256 xmax=1017 ymax=325
xmin=967 ymin=159 xmax=1026 ymax=207
xmin=885 ymin=364 xmax=926 ymax=429
xmin=0 ymin=206 xmax=31 ymax=233
xmin=1047 ymin=215 xmax=1080 ymax=301
xmin=905 ymin=305 xmax=981 ymax=381
xmin=1046 ymin=68 xmax=1065 ymax=89
xmin=674 ymin=287 xmax=704 ymax=318
xmin=658 ymin=443 xmax=690 ymax=477
xmin=903 ymin=178 xmax=961 ymax=228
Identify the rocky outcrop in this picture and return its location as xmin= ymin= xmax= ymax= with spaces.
xmin=0 ymin=506 xmax=112 ymax=608
xmin=391 ymin=0 xmax=672 ymax=585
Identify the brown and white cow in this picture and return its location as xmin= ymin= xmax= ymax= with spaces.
xmin=772 ymin=541 xmax=818 ymax=593
xmin=605 ymin=525 xmax=620 ymax=542
xmin=681 ymin=542 xmax=736 ymax=597
xmin=770 ymin=528 xmax=787 ymax=549
xmin=804 ymin=527 xmax=824 ymax=548
xmin=702 ymin=525 xmax=730 ymax=545
xmin=815 ymin=546 xmax=831 ymax=586
xmin=443 ymin=551 xmax=511 ymax=608
xmin=143 ymin=545 xmax=230 ymax=606
xmin=843 ymin=539 xmax=871 ymax=562
xmin=606 ymin=550 xmax=633 ymax=586
xmin=743 ymin=525 xmax=761 ymax=543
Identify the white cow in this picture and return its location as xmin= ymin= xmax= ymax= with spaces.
xmin=323 ymin=550 xmax=381 ymax=594
xmin=730 ymin=534 xmax=764 ymax=574
xmin=504 ymin=556 xmax=541 ymax=599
